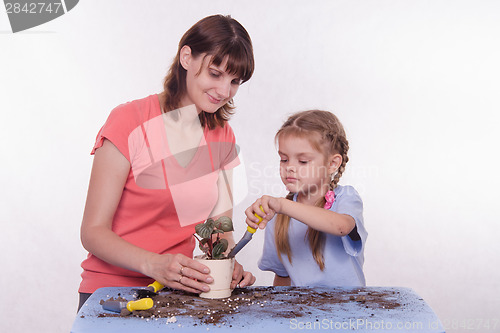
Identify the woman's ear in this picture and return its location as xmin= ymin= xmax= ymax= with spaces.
xmin=328 ymin=154 xmax=342 ymax=174
xmin=179 ymin=45 xmax=192 ymax=70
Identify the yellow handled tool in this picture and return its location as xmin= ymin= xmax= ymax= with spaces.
xmin=102 ymin=297 xmax=154 ymax=313
xmin=228 ymin=207 xmax=264 ymax=257
xmin=133 ymin=280 xmax=164 ymax=298
xmin=246 ymin=212 xmax=264 ymax=233
xmin=147 ymin=281 xmax=164 ymax=293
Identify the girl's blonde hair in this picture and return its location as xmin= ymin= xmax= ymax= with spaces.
xmin=274 ymin=110 xmax=349 ymax=270
xmin=162 ymin=15 xmax=254 ymax=129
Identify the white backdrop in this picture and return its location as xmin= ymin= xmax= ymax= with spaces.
xmin=1 ymin=1 xmax=499 ymax=332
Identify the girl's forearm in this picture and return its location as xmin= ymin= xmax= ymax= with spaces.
xmin=278 ymin=198 xmax=355 ymax=236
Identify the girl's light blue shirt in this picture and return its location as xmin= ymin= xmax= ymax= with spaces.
xmin=258 ymin=185 xmax=367 ymax=287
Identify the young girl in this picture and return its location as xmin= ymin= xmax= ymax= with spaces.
xmin=245 ymin=110 xmax=367 ymax=287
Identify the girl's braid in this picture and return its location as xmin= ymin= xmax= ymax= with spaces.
xmin=323 ymin=115 xmax=349 ymax=190
xmin=331 ymin=135 xmax=349 ymax=189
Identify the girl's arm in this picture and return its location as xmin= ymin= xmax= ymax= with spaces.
xmin=80 ymin=139 xmax=212 ymax=293
xmin=246 ymin=195 xmax=355 ymax=237
xmin=273 ymin=274 xmax=291 ymax=286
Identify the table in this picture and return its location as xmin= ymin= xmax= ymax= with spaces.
xmin=71 ymin=286 xmax=445 ymax=332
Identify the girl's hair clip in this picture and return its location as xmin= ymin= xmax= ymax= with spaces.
xmin=324 ymin=190 xmax=336 ymax=209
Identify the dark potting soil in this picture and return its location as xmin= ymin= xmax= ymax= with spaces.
xmin=98 ymin=287 xmax=402 ymax=325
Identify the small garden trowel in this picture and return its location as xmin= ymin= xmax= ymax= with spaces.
xmin=102 ymin=297 xmax=154 ymax=313
xmin=228 ymin=209 xmax=264 ymax=257
xmin=133 ymin=280 xmax=164 ymax=298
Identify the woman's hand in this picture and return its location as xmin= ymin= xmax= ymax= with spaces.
xmin=231 ymin=260 xmax=256 ymax=289
xmin=143 ymin=253 xmax=214 ymax=294
xmin=245 ymin=195 xmax=282 ymax=230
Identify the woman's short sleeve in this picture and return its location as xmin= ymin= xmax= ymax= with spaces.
xmin=91 ymin=102 xmax=139 ymax=162
xmin=216 ymin=124 xmax=240 ymax=171
xmin=257 ymin=219 xmax=289 ymax=277
xmin=333 ymin=186 xmax=367 ymax=257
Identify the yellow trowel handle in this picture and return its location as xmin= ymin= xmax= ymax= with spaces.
xmin=247 ymin=206 xmax=265 ymax=233
xmin=126 ymin=298 xmax=154 ymax=312
xmin=148 ymin=280 xmax=164 ymax=292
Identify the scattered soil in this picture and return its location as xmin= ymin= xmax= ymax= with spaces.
xmin=98 ymin=287 xmax=402 ymax=325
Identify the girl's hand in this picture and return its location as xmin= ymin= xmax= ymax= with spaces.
xmin=245 ymin=195 xmax=282 ymax=230
xmin=144 ymin=253 xmax=213 ymax=294
xmin=231 ymin=260 xmax=256 ymax=289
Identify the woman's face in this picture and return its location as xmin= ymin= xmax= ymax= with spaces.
xmin=180 ymin=46 xmax=242 ymax=114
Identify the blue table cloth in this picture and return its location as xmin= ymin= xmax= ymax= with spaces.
xmin=71 ymin=286 xmax=445 ymax=332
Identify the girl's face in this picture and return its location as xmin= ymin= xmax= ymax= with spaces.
xmin=278 ymin=134 xmax=340 ymax=202
xmin=180 ymin=46 xmax=242 ymax=114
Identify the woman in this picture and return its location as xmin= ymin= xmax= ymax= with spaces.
xmin=79 ymin=14 xmax=256 ymax=310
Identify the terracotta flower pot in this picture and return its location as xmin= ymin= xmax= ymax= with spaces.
xmin=194 ymin=255 xmax=235 ymax=299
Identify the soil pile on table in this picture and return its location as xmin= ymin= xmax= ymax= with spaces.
xmin=98 ymin=287 xmax=402 ymax=325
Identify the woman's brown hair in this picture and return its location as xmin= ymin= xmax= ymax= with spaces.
xmin=274 ymin=110 xmax=350 ymax=270
xmin=162 ymin=15 xmax=254 ymax=129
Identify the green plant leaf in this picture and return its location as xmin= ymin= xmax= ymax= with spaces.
xmin=212 ymin=239 xmax=229 ymax=259
xmin=195 ymin=220 xmax=215 ymax=239
xmin=198 ymin=238 xmax=210 ymax=253
xmin=216 ymin=216 xmax=234 ymax=232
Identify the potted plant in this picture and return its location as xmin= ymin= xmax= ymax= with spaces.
xmin=193 ymin=216 xmax=235 ymax=299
